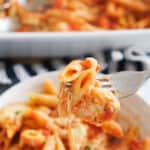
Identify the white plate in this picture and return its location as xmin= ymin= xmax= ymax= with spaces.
xmin=0 ymin=30 xmax=150 ymax=57
xmin=0 ymin=71 xmax=150 ymax=136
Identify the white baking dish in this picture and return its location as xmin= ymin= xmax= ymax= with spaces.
xmin=0 ymin=30 xmax=150 ymax=57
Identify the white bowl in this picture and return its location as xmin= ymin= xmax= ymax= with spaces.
xmin=0 ymin=71 xmax=150 ymax=136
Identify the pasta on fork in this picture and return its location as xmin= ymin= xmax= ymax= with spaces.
xmin=0 ymin=58 xmax=149 ymax=150
xmin=58 ymin=58 xmax=120 ymax=126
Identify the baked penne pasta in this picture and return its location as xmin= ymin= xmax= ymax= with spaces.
xmin=29 ymin=93 xmax=59 ymax=108
xmin=43 ymin=79 xmax=58 ymax=95
xmin=144 ymin=138 xmax=150 ymax=150
xmin=58 ymin=58 xmax=120 ymax=126
xmin=59 ymin=60 xmax=82 ymax=83
xmin=1 ymin=0 xmax=150 ymax=31
xmin=72 ymin=68 xmax=96 ymax=104
xmin=20 ymin=129 xmax=46 ymax=148
xmin=0 ymin=57 xmax=149 ymax=150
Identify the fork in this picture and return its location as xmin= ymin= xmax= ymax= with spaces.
xmin=97 ymin=70 xmax=150 ymax=99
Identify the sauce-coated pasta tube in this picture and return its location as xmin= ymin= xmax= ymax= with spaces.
xmin=0 ymin=57 xmax=148 ymax=150
xmin=43 ymin=80 xmax=58 ymax=95
xmin=72 ymin=68 xmax=96 ymax=105
xmin=101 ymin=120 xmax=123 ymax=138
xmin=58 ymin=58 xmax=120 ymax=126
xmin=144 ymin=138 xmax=150 ymax=150
xmin=81 ymin=57 xmax=100 ymax=72
xmin=20 ymin=129 xmax=46 ymax=148
xmin=29 ymin=93 xmax=59 ymax=108
xmin=59 ymin=60 xmax=82 ymax=82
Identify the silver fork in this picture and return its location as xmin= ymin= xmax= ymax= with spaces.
xmin=97 ymin=70 xmax=150 ymax=99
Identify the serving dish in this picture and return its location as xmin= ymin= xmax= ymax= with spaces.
xmin=0 ymin=0 xmax=150 ymax=57
xmin=0 ymin=71 xmax=150 ymax=137
xmin=0 ymin=30 xmax=150 ymax=57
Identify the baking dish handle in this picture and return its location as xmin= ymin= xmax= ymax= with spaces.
xmin=124 ymin=46 xmax=150 ymax=70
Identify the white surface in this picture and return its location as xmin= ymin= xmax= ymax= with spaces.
xmin=0 ymin=30 xmax=150 ymax=57
xmin=138 ymin=78 xmax=150 ymax=104
xmin=0 ymin=71 xmax=59 ymax=107
xmin=0 ymin=71 xmax=149 ymax=136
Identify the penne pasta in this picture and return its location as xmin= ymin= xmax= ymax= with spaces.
xmin=144 ymin=138 xmax=150 ymax=150
xmin=0 ymin=57 xmax=148 ymax=150
xmin=58 ymin=58 xmax=120 ymax=125
xmin=72 ymin=68 xmax=96 ymax=104
xmin=43 ymin=79 xmax=58 ymax=95
xmin=59 ymin=60 xmax=82 ymax=83
xmin=55 ymin=134 xmax=66 ymax=150
xmin=81 ymin=57 xmax=100 ymax=72
xmin=101 ymin=120 xmax=124 ymax=138
xmin=110 ymin=0 xmax=150 ymax=13
xmin=1 ymin=0 xmax=149 ymax=31
xmin=29 ymin=93 xmax=59 ymax=108
xmin=20 ymin=129 xmax=46 ymax=148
